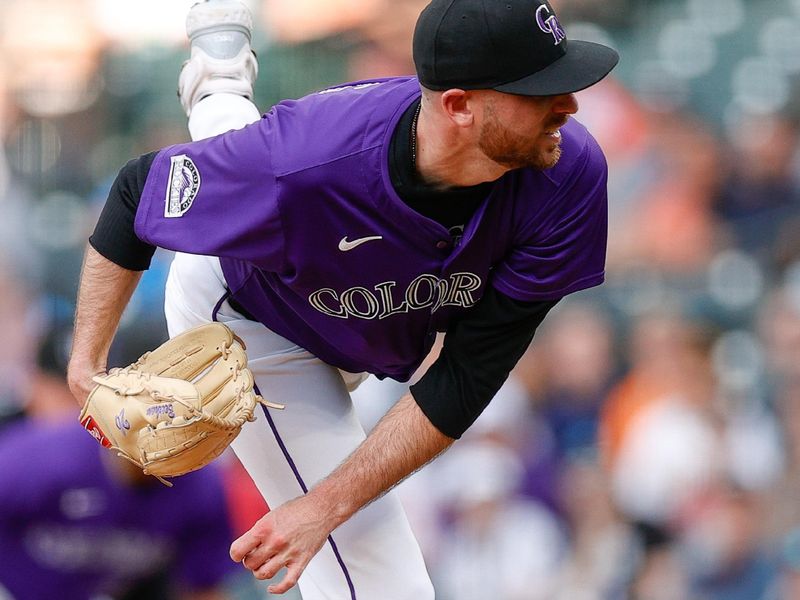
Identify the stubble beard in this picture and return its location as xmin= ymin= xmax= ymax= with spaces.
xmin=478 ymin=104 xmax=563 ymax=171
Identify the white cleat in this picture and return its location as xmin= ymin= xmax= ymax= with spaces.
xmin=178 ymin=0 xmax=259 ymax=116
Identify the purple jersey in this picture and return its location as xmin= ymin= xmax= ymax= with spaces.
xmin=136 ymin=77 xmax=607 ymax=380
xmin=0 ymin=421 xmax=236 ymax=600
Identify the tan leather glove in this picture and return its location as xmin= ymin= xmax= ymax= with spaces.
xmin=80 ymin=323 xmax=282 ymax=485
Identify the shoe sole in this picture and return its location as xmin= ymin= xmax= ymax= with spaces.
xmin=186 ymin=2 xmax=253 ymax=40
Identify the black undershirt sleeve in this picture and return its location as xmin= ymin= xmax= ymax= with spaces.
xmin=89 ymin=152 xmax=158 ymax=271
xmin=410 ymin=290 xmax=559 ymax=439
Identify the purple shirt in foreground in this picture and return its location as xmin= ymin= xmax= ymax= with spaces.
xmin=136 ymin=77 xmax=608 ymax=380
xmin=0 ymin=421 xmax=236 ymax=600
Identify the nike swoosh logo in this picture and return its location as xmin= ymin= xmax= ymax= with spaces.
xmin=338 ymin=235 xmax=383 ymax=251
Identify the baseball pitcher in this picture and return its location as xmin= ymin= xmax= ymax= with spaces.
xmin=68 ymin=0 xmax=618 ymax=597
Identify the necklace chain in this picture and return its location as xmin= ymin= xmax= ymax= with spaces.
xmin=410 ymin=101 xmax=422 ymax=167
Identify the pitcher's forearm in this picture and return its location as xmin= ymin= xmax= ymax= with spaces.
xmin=67 ymin=245 xmax=143 ymax=403
xmin=308 ymin=393 xmax=454 ymax=528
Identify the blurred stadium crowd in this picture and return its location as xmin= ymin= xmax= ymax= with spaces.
xmin=2 ymin=0 xmax=800 ymax=598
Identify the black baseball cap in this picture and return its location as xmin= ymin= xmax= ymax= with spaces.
xmin=413 ymin=0 xmax=619 ymax=96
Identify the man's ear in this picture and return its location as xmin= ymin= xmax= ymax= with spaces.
xmin=440 ymin=89 xmax=475 ymax=128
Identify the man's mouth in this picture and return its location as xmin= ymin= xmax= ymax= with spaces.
xmin=543 ymin=119 xmax=567 ymax=141
xmin=543 ymin=129 xmax=562 ymax=141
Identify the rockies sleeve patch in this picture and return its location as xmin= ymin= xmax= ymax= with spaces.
xmin=164 ymin=154 xmax=201 ymax=218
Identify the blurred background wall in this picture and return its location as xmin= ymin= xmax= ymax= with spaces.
xmin=2 ymin=0 xmax=800 ymax=598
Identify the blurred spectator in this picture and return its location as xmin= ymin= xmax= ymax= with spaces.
xmin=608 ymin=110 xmax=725 ymax=275
xmin=599 ymin=311 xmax=722 ymax=526
xmin=553 ymin=457 xmax=636 ymax=599
xmin=505 ymin=302 xmax=619 ymax=514
xmin=715 ymin=112 xmax=800 ymax=268
xmin=432 ymin=441 xmax=566 ymax=600
xmin=0 ymin=419 xmax=240 ymax=600
xmin=526 ymin=303 xmax=618 ymax=459
xmin=680 ymin=484 xmax=778 ymax=600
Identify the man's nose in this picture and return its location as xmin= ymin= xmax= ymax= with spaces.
xmin=553 ymin=93 xmax=579 ymax=115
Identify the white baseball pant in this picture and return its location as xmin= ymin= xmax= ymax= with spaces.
xmin=164 ymin=93 xmax=435 ymax=600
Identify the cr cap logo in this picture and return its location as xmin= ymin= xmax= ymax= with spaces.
xmin=535 ymin=4 xmax=566 ymax=45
